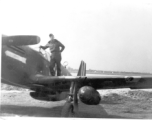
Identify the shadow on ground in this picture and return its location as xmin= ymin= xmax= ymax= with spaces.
xmin=0 ymin=104 xmax=128 ymax=118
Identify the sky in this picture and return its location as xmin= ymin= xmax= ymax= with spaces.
xmin=1 ymin=0 xmax=152 ymax=72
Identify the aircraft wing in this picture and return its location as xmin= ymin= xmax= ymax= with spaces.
xmin=30 ymin=60 xmax=152 ymax=89
xmin=30 ymin=74 xmax=152 ymax=89
xmin=31 ymin=74 xmax=125 ymax=83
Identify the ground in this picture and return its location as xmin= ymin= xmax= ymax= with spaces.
xmin=1 ymin=84 xmax=152 ymax=118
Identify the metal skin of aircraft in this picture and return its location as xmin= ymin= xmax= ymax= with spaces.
xmin=1 ymin=35 xmax=152 ymax=117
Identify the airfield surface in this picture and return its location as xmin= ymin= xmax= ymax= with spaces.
xmin=1 ymin=74 xmax=152 ymax=119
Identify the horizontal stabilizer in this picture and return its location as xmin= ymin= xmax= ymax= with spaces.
xmin=2 ymin=35 xmax=40 ymax=46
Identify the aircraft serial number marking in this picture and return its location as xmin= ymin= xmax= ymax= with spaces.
xmin=5 ymin=50 xmax=26 ymax=64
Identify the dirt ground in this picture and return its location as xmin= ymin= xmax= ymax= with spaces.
xmin=1 ymin=85 xmax=152 ymax=119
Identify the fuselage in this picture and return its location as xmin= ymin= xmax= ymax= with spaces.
xmin=1 ymin=45 xmax=71 ymax=90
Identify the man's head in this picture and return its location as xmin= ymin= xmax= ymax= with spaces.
xmin=49 ymin=33 xmax=54 ymax=40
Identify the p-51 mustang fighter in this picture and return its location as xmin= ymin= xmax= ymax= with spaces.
xmin=1 ymin=35 xmax=152 ymax=117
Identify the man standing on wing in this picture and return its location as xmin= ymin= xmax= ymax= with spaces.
xmin=40 ymin=34 xmax=65 ymax=76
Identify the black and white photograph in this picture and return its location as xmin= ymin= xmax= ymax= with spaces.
xmin=1 ymin=0 xmax=152 ymax=119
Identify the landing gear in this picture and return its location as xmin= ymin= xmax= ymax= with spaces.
xmin=61 ymin=60 xmax=86 ymax=117
xmin=61 ymin=81 xmax=78 ymax=117
xmin=61 ymin=99 xmax=74 ymax=117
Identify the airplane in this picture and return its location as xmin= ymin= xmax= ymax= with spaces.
xmin=1 ymin=35 xmax=152 ymax=117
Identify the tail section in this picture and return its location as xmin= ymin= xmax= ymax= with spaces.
xmin=77 ymin=61 xmax=86 ymax=76
xmin=2 ymin=35 xmax=40 ymax=46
